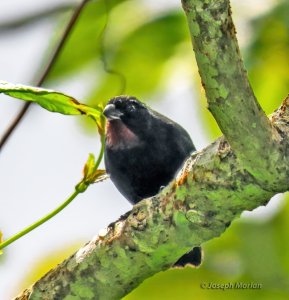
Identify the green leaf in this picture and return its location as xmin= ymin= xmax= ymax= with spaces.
xmin=0 ymin=80 xmax=102 ymax=120
xmin=83 ymin=153 xmax=108 ymax=183
xmin=83 ymin=153 xmax=96 ymax=179
xmin=90 ymin=169 xmax=108 ymax=183
xmin=76 ymin=153 xmax=108 ymax=193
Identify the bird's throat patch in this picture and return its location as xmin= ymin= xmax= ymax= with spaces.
xmin=106 ymin=120 xmax=139 ymax=149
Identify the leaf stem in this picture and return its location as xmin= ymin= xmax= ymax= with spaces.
xmin=0 ymin=189 xmax=79 ymax=250
xmin=0 ymin=0 xmax=105 ymax=252
xmin=94 ymin=129 xmax=106 ymax=173
xmin=0 ymin=132 xmax=106 ymax=251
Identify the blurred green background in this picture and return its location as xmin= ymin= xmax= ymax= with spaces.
xmin=1 ymin=0 xmax=289 ymax=299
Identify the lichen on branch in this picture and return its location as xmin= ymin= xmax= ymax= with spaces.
xmin=182 ymin=0 xmax=286 ymax=190
xmin=15 ymin=97 xmax=289 ymax=299
xmin=14 ymin=0 xmax=289 ymax=299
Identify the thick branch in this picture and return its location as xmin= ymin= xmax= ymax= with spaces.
xmin=13 ymin=1 xmax=289 ymax=299
xmin=182 ymin=0 xmax=285 ymax=190
xmin=14 ymin=97 xmax=289 ymax=299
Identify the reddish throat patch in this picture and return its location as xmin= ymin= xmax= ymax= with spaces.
xmin=106 ymin=120 xmax=139 ymax=149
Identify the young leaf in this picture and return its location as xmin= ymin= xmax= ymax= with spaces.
xmin=0 ymin=80 xmax=102 ymax=120
xmin=83 ymin=153 xmax=108 ymax=183
xmin=83 ymin=153 xmax=96 ymax=179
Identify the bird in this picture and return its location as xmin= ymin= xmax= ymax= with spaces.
xmin=103 ymin=95 xmax=202 ymax=268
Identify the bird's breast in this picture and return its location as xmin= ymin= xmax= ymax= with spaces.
xmin=106 ymin=120 xmax=140 ymax=150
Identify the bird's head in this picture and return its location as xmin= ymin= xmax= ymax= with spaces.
xmin=103 ymin=96 xmax=149 ymax=125
xmin=103 ymin=96 xmax=152 ymax=149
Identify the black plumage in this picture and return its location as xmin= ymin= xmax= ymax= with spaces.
xmin=103 ymin=95 xmax=202 ymax=267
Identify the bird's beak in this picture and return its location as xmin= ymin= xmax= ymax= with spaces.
xmin=103 ymin=104 xmax=123 ymax=120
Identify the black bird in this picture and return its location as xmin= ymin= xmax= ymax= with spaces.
xmin=103 ymin=95 xmax=202 ymax=267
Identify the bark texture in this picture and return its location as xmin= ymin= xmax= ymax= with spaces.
xmin=182 ymin=0 xmax=286 ymax=190
xmin=15 ymin=1 xmax=289 ymax=299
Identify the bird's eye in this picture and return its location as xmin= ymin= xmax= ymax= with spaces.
xmin=129 ymin=104 xmax=136 ymax=112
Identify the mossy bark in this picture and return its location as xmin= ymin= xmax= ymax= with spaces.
xmin=182 ymin=0 xmax=287 ymax=191
xmin=15 ymin=1 xmax=289 ymax=299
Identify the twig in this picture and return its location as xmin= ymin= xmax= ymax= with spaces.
xmin=0 ymin=190 xmax=79 ymax=250
xmin=0 ymin=0 xmax=91 ymax=152
xmin=0 ymin=4 xmax=74 ymax=32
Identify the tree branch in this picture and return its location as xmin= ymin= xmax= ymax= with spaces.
xmin=14 ymin=97 xmax=289 ymax=299
xmin=182 ymin=0 xmax=285 ymax=190
xmin=0 ymin=4 xmax=74 ymax=33
xmin=13 ymin=0 xmax=289 ymax=299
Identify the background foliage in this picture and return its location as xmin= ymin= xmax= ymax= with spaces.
xmin=0 ymin=0 xmax=288 ymax=299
